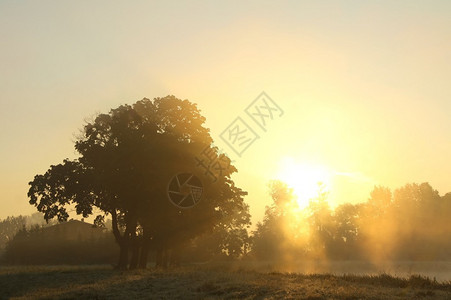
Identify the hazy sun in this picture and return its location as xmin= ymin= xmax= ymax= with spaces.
xmin=277 ymin=157 xmax=332 ymax=208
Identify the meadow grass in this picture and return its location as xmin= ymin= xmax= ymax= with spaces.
xmin=0 ymin=263 xmax=450 ymax=299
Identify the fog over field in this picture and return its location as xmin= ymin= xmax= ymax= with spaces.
xmin=229 ymin=261 xmax=451 ymax=282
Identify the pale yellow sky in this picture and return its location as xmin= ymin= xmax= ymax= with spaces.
xmin=1 ymin=1 xmax=450 ymax=225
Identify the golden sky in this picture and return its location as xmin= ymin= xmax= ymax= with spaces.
xmin=1 ymin=1 xmax=450 ymax=225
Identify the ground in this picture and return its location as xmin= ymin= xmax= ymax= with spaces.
xmin=0 ymin=264 xmax=450 ymax=299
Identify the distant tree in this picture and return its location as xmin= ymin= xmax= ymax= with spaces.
xmin=0 ymin=216 xmax=26 ymax=251
xmin=331 ymin=203 xmax=360 ymax=259
xmin=306 ymin=183 xmax=334 ymax=258
xmin=251 ymin=181 xmax=303 ymax=260
xmin=28 ymin=96 xmax=249 ymax=269
xmin=355 ymin=183 xmax=451 ymax=261
xmin=391 ymin=183 xmax=449 ymax=260
xmin=367 ymin=186 xmax=392 ymax=216
xmin=197 ymin=203 xmax=251 ymax=259
xmin=177 ymin=211 xmax=251 ymax=262
xmin=0 ymin=212 xmax=52 ymax=251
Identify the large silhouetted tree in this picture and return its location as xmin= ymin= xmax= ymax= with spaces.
xmin=28 ymin=96 xmax=249 ymax=269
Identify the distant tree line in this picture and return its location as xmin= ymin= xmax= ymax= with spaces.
xmin=1 ymin=224 xmax=117 ymax=265
xmin=0 ymin=212 xmax=56 ymax=251
xmin=1 ymin=181 xmax=450 ymax=265
xmin=251 ymin=181 xmax=451 ymax=262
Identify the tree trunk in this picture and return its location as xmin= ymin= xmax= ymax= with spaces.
xmin=138 ymin=229 xmax=151 ymax=269
xmin=155 ymin=247 xmax=163 ymax=268
xmin=129 ymin=236 xmax=140 ymax=270
xmin=155 ymin=241 xmax=168 ymax=269
xmin=161 ymin=248 xmax=168 ymax=269
xmin=111 ymin=210 xmax=129 ymax=270
xmin=170 ymin=248 xmax=180 ymax=267
xmin=138 ymin=241 xmax=150 ymax=269
xmin=111 ymin=210 xmax=138 ymax=270
xmin=117 ymin=242 xmax=129 ymax=270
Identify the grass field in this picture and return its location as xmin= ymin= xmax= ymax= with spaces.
xmin=0 ymin=263 xmax=450 ymax=299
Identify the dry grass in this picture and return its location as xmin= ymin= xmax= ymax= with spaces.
xmin=0 ymin=264 xmax=450 ymax=299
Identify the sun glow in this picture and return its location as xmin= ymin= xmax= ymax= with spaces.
xmin=277 ymin=158 xmax=332 ymax=208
